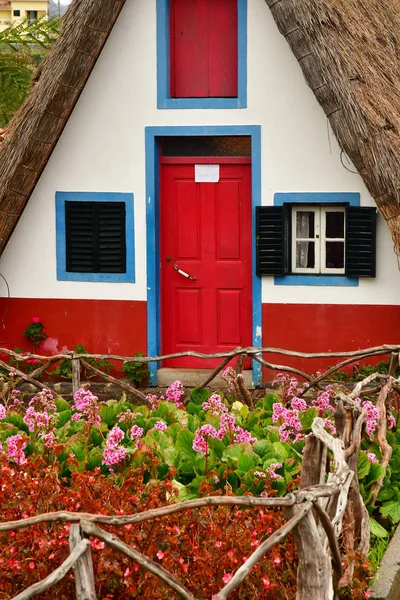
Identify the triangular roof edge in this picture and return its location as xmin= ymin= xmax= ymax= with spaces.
xmin=0 ymin=0 xmax=125 ymax=255
xmin=266 ymin=0 xmax=400 ymax=260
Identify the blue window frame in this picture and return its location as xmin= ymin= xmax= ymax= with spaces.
xmin=273 ymin=192 xmax=360 ymax=287
xmin=156 ymin=0 xmax=247 ymax=109
xmin=56 ymin=191 xmax=135 ymax=283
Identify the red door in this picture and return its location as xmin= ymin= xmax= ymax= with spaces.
xmin=160 ymin=159 xmax=252 ymax=368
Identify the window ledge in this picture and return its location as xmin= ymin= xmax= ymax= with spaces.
xmin=274 ymin=275 xmax=359 ymax=287
xmin=158 ymin=97 xmax=246 ymax=110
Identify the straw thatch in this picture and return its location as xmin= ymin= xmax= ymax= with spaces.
xmin=0 ymin=0 xmax=125 ymax=255
xmin=266 ymin=0 xmax=400 ymax=258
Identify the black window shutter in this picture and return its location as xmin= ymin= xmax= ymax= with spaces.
xmin=97 ymin=203 xmax=126 ymax=273
xmin=65 ymin=202 xmax=126 ymax=274
xmin=345 ymin=206 xmax=377 ymax=277
xmin=256 ymin=206 xmax=287 ymax=276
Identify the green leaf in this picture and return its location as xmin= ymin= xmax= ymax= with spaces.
xmin=4 ymin=412 xmax=29 ymax=434
xmin=89 ymin=428 xmax=103 ymax=448
xmin=380 ymin=500 xmax=400 ymax=523
xmin=146 ymin=430 xmax=172 ymax=451
xmin=299 ymin=408 xmax=318 ymax=431
xmin=273 ymin=442 xmax=289 ymax=461
xmin=186 ymin=402 xmax=202 ymax=415
xmin=223 ymin=442 xmax=253 ymax=462
xmin=55 ymin=398 xmax=71 ymax=412
xmin=67 ymin=442 xmax=87 ymax=463
xmin=263 ymin=393 xmax=280 ymax=412
xmin=86 ymin=451 xmax=102 ymax=471
xmin=99 ymin=405 xmax=118 ymax=427
xmin=357 ymin=452 xmax=371 ymax=479
xmin=369 ymin=518 xmax=389 ymax=538
xmin=365 ymin=463 xmax=386 ymax=487
xmin=253 ymin=439 xmax=275 ymax=459
xmin=237 ymin=454 xmax=257 ymax=472
xmin=56 ymin=409 xmax=72 ymax=429
xmin=189 ymin=387 xmax=210 ymax=406
xmin=176 ymin=429 xmax=196 ymax=461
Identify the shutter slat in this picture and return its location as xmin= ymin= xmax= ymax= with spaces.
xmin=345 ymin=207 xmax=376 ymax=277
xmin=65 ymin=201 xmax=126 ymax=274
xmin=256 ymin=206 xmax=287 ymax=276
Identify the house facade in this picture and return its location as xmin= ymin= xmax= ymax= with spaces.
xmin=0 ymin=0 xmax=47 ymax=31
xmin=0 ymin=0 xmax=399 ymax=385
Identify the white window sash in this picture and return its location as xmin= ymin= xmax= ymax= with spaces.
xmin=320 ymin=206 xmax=346 ymax=275
xmin=291 ymin=207 xmax=320 ymax=274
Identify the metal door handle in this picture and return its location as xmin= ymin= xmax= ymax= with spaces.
xmin=173 ymin=264 xmax=196 ymax=281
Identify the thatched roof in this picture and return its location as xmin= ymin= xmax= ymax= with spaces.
xmin=0 ymin=0 xmax=125 ymax=255
xmin=266 ymin=0 xmax=400 ymax=259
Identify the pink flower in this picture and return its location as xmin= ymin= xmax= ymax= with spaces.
xmin=193 ymin=424 xmax=220 ymax=455
xmin=6 ymin=434 xmax=27 ymax=465
xmin=222 ymin=573 xmax=233 ymax=584
xmin=202 ymin=394 xmax=228 ymax=415
xmin=28 ymin=562 xmax=35 ymax=570
xmin=165 ymin=380 xmax=184 ymax=408
xmin=102 ymin=426 xmax=127 ymax=466
xmin=32 ymin=317 xmax=40 ymax=323
xmin=130 ymin=425 xmax=144 ymax=441
xmin=156 ymin=550 xmax=164 ymax=560
xmin=366 ymin=452 xmax=379 ymax=464
xmin=72 ymin=387 xmax=101 ymax=427
xmin=0 ymin=403 xmax=6 ymax=420
xmin=154 ymin=420 xmax=167 ymax=431
xmin=233 ymin=427 xmax=257 ymax=444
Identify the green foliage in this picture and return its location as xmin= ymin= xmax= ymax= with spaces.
xmin=53 ymin=344 xmax=112 ymax=380
xmin=328 ymin=356 xmax=400 ymax=383
xmin=0 ymin=17 xmax=60 ymax=126
xmin=121 ymin=353 xmax=149 ymax=387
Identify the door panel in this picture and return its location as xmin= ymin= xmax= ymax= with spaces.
xmin=161 ymin=162 xmax=252 ymax=368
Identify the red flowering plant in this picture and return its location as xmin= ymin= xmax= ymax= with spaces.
xmin=23 ymin=316 xmax=47 ymax=351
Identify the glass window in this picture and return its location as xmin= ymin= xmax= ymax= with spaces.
xmin=291 ymin=206 xmax=346 ymax=275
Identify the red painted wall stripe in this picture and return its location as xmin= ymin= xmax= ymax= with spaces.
xmin=0 ymin=299 xmax=398 ymax=381
xmin=262 ymin=303 xmax=400 ymax=376
xmin=0 ymin=298 xmax=147 ymax=357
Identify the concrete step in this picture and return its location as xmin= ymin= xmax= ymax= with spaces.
xmin=157 ymin=368 xmax=253 ymax=389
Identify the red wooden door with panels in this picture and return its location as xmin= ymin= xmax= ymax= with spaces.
xmin=160 ymin=158 xmax=252 ymax=368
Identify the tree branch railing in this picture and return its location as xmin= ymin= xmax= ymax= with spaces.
xmin=1 ymin=352 xmax=398 ymax=599
xmin=0 ymin=344 xmax=399 ymax=403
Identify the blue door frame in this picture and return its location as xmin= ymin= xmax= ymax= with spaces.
xmin=145 ymin=125 xmax=262 ymax=386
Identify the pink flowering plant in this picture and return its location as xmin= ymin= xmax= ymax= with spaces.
xmin=0 ymin=372 xmax=399 ymax=529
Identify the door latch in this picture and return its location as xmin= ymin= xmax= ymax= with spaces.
xmin=173 ymin=264 xmax=196 ymax=281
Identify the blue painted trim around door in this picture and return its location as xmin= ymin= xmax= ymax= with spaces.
xmin=274 ymin=192 xmax=360 ymax=287
xmin=145 ymin=125 xmax=262 ymax=386
xmin=156 ymin=0 xmax=247 ymax=109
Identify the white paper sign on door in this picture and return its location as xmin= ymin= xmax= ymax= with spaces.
xmin=195 ymin=164 xmax=220 ymax=183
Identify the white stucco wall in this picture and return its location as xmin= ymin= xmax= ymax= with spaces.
xmin=1 ymin=0 xmax=399 ymax=304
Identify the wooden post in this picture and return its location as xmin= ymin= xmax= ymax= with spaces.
xmin=69 ymin=523 xmax=96 ymax=600
xmin=72 ymin=355 xmax=80 ymax=397
xmin=285 ymin=506 xmax=334 ymax=600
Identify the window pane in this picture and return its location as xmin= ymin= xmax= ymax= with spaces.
xmin=296 ymin=241 xmax=315 ymax=269
xmin=325 ymin=241 xmax=344 ymax=269
xmin=162 ymin=136 xmax=251 ymax=157
xmin=296 ymin=212 xmax=315 ymax=239
xmin=325 ymin=211 xmax=344 ymax=238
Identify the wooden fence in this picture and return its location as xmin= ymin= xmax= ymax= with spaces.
xmin=0 ymin=346 xmax=399 ymax=599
